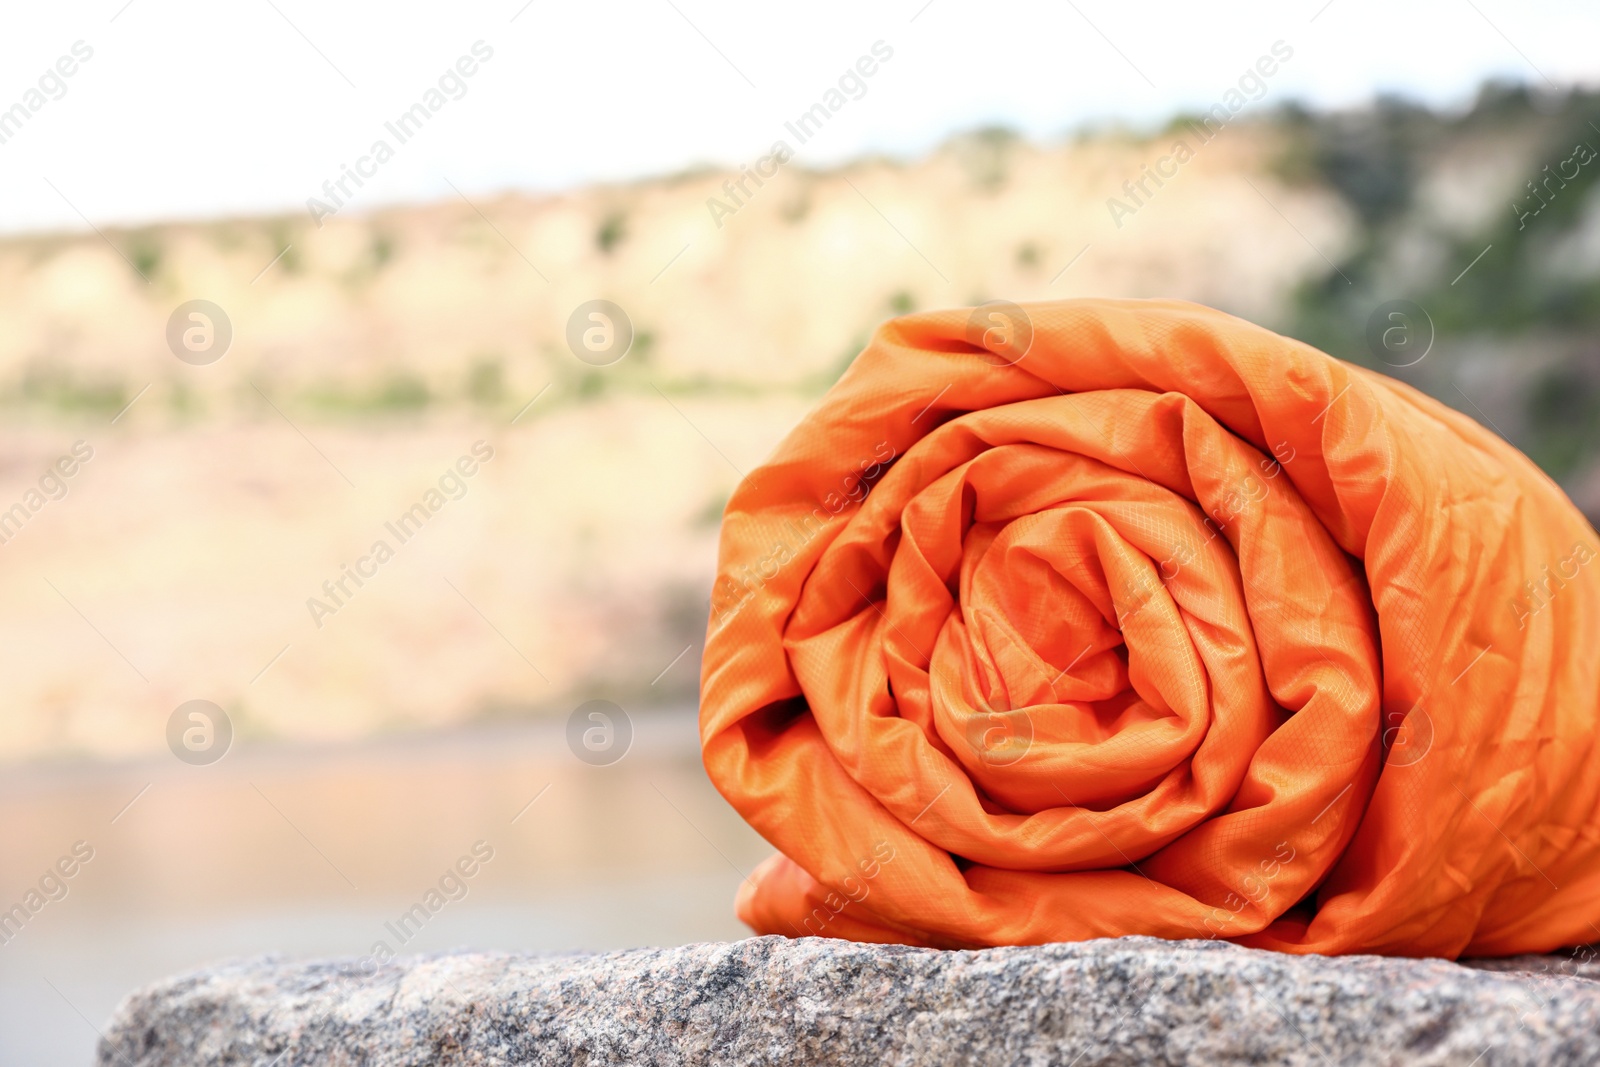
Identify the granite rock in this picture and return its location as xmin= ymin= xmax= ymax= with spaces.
xmin=96 ymin=935 xmax=1600 ymax=1066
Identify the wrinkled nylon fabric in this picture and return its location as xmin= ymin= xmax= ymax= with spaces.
xmin=698 ymin=299 xmax=1600 ymax=959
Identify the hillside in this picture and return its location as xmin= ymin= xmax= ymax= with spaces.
xmin=0 ymin=82 xmax=1590 ymax=761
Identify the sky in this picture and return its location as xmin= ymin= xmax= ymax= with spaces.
xmin=0 ymin=0 xmax=1596 ymax=234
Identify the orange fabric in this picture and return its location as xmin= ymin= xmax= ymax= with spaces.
xmin=699 ymin=298 xmax=1600 ymax=958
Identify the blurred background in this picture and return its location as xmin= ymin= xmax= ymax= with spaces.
xmin=3 ymin=1 xmax=1600 ymax=1063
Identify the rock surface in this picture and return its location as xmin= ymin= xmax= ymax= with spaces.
xmin=97 ymin=936 xmax=1600 ymax=1067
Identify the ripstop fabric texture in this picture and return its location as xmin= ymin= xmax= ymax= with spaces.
xmin=698 ymin=298 xmax=1600 ymax=958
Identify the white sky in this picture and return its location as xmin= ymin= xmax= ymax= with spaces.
xmin=0 ymin=0 xmax=1595 ymax=235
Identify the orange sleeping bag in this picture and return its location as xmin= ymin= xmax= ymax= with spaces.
xmin=699 ymin=298 xmax=1600 ymax=958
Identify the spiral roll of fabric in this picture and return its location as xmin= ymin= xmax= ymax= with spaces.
xmin=700 ymin=298 xmax=1600 ymax=957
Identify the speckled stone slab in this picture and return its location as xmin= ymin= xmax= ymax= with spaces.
xmin=96 ymin=935 xmax=1600 ymax=1066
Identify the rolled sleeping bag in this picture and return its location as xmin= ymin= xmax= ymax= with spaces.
xmin=699 ymin=298 xmax=1600 ymax=958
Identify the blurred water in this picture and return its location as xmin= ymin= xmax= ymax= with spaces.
xmin=0 ymin=707 xmax=770 ymax=1067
